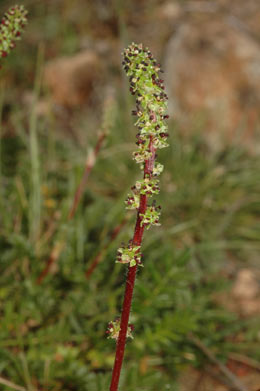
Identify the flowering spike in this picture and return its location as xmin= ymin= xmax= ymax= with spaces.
xmin=109 ymin=43 xmax=169 ymax=391
xmin=0 ymin=5 xmax=28 ymax=65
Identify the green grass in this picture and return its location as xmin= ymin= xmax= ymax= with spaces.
xmin=0 ymin=80 xmax=259 ymax=390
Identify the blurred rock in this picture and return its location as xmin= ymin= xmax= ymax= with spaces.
xmin=232 ymin=269 xmax=260 ymax=316
xmin=232 ymin=269 xmax=259 ymax=299
xmin=164 ymin=18 xmax=260 ymax=151
xmin=44 ymin=50 xmax=104 ymax=107
xmin=158 ymin=2 xmax=181 ymax=20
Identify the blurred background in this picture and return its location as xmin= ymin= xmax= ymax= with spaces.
xmin=0 ymin=0 xmax=259 ymax=390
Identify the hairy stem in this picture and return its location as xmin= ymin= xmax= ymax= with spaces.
xmin=110 ymin=137 xmax=155 ymax=391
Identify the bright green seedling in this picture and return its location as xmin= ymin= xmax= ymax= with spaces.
xmin=109 ymin=43 xmax=169 ymax=391
xmin=0 ymin=5 xmax=28 ymax=66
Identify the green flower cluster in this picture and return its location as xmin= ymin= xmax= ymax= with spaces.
xmin=106 ymin=319 xmax=134 ymax=341
xmin=140 ymin=202 xmax=161 ymax=230
xmin=0 ymin=5 xmax=28 ymax=61
xmin=122 ymin=42 xmax=169 ymax=164
xmin=117 ymin=43 xmax=169 ymax=268
xmin=124 ymin=44 xmax=168 ymax=222
xmin=116 ymin=242 xmax=142 ymax=267
xmin=125 ymin=193 xmax=140 ymax=210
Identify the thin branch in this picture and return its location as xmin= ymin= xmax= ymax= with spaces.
xmin=85 ymin=216 xmax=128 ymax=279
xmin=69 ymin=131 xmax=106 ymax=220
xmin=37 ymin=240 xmax=64 ymax=284
xmin=37 ymin=131 xmax=107 ymax=284
xmin=228 ymin=353 xmax=260 ymax=372
xmin=189 ymin=333 xmax=249 ymax=391
xmin=0 ymin=376 xmax=26 ymax=391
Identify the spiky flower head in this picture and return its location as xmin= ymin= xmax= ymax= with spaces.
xmin=116 ymin=43 xmax=169 ymax=268
xmin=0 ymin=5 xmax=28 ymax=63
xmin=106 ymin=319 xmax=134 ymax=341
xmin=140 ymin=202 xmax=161 ymax=230
xmin=116 ymin=241 xmax=142 ymax=267
xmin=122 ymin=42 xmax=169 ymax=166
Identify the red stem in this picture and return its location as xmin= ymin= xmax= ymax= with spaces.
xmin=109 ymin=137 xmax=155 ymax=391
xmin=37 ymin=251 xmax=56 ymax=284
xmin=37 ymin=132 xmax=106 ymax=284
xmin=85 ymin=217 xmax=127 ymax=280
xmin=37 ymin=241 xmax=64 ymax=284
xmin=69 ymin=132 xmax=106 ymax=220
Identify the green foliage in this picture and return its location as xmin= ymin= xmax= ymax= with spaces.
xmin=0 ymin=94 xmax=259 ymax=389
